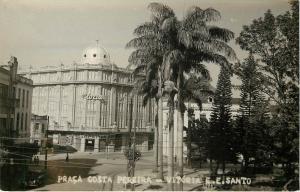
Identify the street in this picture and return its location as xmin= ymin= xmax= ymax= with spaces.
xmin=34 ymin=151 xmax=155 ymax=191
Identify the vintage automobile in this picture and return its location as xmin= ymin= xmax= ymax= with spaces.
xmin=25 ymin=170 xmax=46 ymax=188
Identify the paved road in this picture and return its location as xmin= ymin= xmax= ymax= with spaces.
xmin=35 ymin=151 xmax=154 ymax=191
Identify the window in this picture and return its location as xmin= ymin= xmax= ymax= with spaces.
xmin=35 ymin=123 xmax=39 ymax=131
xmin=104 ymin=55 xmax=106 ymax=58
xmin=21 ymin=113 xmax=24 ymax=130
xmin=41 ymin=124 xmax=45 ymax=133
xmin=208 ymin=97 xmax=213 ymax=103
xmin=13 ymin=87 xmax=16 ymax=98
xmin=84 ymin=54 xmax=87 ymax=57
xmin=26 ymin=91 xmax=29 ymax=108
xmin=93 ymin=54 xmax=96 ymax=57
xmin=22 ymin=89 xmax=25 ymax=107
xmin=25 ymin=113 xmax=28 ymax=131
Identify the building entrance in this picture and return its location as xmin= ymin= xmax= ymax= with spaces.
xmin=85 ymin=139 xmax=95 ymax=151
xmin=99 ymin=138 xmax=107 ymax=152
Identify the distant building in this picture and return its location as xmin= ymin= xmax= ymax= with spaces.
xmin=19 ymin=43 xmax=156 ymax=152
xmin=30 ymin=114 xmax=48 ymax=146
xmin=162 ymin=94 xmax=241 ymax=156
xmin=0 ymin=57 xmax=33 ymax=143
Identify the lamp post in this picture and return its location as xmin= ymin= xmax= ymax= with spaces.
xmin=44 ymin=116 xmax=49 ymax=170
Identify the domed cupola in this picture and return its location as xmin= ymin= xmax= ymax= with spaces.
xmin=81 ymin=42 xmax=111 ymax=65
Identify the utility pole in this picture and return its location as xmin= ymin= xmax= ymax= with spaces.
xmin=167 ymin=97 xmax=174 ymax=191
xmin=128 ymin=96 xmax=133 ymax=149
xmin=131 ymin=94 xmax=138 ymax=191
xmin=44 ymin=116 xmax=49 ymax=170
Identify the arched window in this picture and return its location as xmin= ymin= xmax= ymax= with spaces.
xmin=208 ymin=97 xmax=213 ymax=103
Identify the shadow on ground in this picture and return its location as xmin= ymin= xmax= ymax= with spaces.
xmin=45 ymin=158 xmax=98 ymax=185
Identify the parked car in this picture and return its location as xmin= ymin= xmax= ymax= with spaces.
xmin=25 ymin=170 xmax=46 ymax=188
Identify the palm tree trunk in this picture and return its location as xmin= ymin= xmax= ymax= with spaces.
xmin=187 ymin=101 xmax=192 ymax=168
xmin=158 ymin=70 xmax=164 ymax=180
xmin=153 ymin=101 xmax=159 ymax=172
xmin=168 ymin=95 xmax=174 ymax=190
xmin=177 ymin=64 xmax=184 ymax=191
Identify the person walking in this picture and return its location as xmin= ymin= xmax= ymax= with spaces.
xmin=66 ymin=152 xmax=69 ymax=162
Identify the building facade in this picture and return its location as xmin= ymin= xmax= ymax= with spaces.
xmin=30 ymin=114 xmax=48 ymax=146
xmin=20 ymin=44 xmax=156 ymax=152
xmin=162 ymin=96 xmax=241 ymax=156
xmin=0 ymin=58 xmax=33 ymax=143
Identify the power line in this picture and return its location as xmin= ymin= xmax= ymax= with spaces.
xmin=0 ymin=161 xmax=94 ymax=169
xmin=0 ymin=157 xmax=154 ymax=167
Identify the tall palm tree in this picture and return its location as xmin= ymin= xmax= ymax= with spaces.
xmin=133 ymin=66 xmax=159 ymax=172
xmin=127 ymin=3 xmax=236 ymax=189
xmin=126 ymin=3 xmax=176 ymax=180
xmin=156 ymin=5 xmax=237 ymax=190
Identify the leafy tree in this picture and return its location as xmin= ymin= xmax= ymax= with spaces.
xmin=236 ymin=1 xmax=299 ymax=179
xmin=208 ymin=66 xmax=235 ymax=175
xmin=183 ymin=74 xmax=212 ymax=167
xmin=193 ymin=116 xmax=210 ymax=168
xmin=234 ymin=54 xmax=272 ymax=173
xmin=186 ymin=109 xmax=210 ymax=168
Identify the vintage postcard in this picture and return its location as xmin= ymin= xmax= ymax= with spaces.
xmin=0 ymin=0 xmax=299 ymax=191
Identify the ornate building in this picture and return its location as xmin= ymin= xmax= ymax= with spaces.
xmin=19 ymin=44 xmax=156 ymax=152
xmin=0 ymin=57 xmax=33 ymax=143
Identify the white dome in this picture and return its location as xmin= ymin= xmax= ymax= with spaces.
xmin=81 ymin=43 xmax=110 ymax=65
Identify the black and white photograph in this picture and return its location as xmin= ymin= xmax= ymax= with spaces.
xmin=0 ymin=0 xmax=299 ymax=191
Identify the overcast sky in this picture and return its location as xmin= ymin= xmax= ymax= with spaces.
xmin=0 ymin=0 xmax=290 ymax=94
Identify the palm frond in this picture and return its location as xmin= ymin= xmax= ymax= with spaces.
xmin=199 ymin=51 xmax=232 ymax=71
xmin=125 ymin=35 xmax=161 ymax=50
xmin=203 ymin=8 xmax=221 ymax=21
xmin=193 ymin=63 xmax=211 ymax=80
xmin=178 ymin=29 xmax=210 ymax=48
xmin=132 ymin=64 xmax=146 ymax=75
xmin=209 ymin=39 xmax=237 ymax=60
xmin=208 ymin=26 xmax=234 ymax=42
xmin=161 ymin=17 xmax=177 ymax=31
xmin=190 ymin=37 xmax=236 ymax=61
xmin=148 ymin=2 xmax=175 ymax=21
xmin=134 ymin=22 xmax=159 ymax=36
xmin=185 ymin=6 xmax=221 ymax=23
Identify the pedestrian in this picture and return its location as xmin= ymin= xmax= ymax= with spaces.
xmin=66 ymin=152 xmax=69 ymax=162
